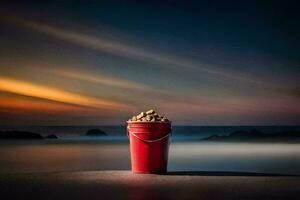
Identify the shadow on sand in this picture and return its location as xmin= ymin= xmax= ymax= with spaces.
xmin=165 ymin=171 xmax=299 ymax=176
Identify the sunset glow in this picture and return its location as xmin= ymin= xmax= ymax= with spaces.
xmin=0 ymin=97 xmax=87 ymax=114
xmin=0 ymin=77 xmax=129 ymax=110
xmin=0 ymin=1 xmax=299 ymax=125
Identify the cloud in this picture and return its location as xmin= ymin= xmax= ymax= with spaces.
xmin=52 ymin=68 xmax=152 ymax=92
xmin=6 ymin=16 xmax=299 ymax=98
xmin=6 ymin=17 xmax=263 ymax=83
xmin=0 ymin=76 xmax=131 ymax=111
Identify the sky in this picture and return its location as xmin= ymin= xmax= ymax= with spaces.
xmin=0 ymin=0 xmax=299 ymax=125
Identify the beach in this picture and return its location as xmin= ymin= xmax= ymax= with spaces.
xmin=1 ymin=127 xmax=300 ymax=199
xmin=1 ymin=170 xmax=300 ymax=199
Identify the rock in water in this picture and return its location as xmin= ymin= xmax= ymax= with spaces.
xmin=202 ymin=130 xmax=300 ymax=142
xmin=0 ymin=130 xmax=43 ymax=139
xmin=45 ymin=134 xmax=58 ymax=139
xmin=85 ymin=129 xmax=107 ymax=136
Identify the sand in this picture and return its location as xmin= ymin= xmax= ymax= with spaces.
xmin=0 ymin=170 xmax=299 ymax=199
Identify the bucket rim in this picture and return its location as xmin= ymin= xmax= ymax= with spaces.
xmin=127 ymin=121 xmax=171 ymax=124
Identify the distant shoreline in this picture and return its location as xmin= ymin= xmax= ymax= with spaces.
xmin=202 ymin=129 xmax=300 ymax=143
xmin=1 ymin=126 xmax=300 ymax=142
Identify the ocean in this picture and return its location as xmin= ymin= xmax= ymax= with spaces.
xmin=0 ymin=126 xmax=300 ymax=175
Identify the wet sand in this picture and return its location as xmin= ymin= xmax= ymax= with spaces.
xmin=1 ymin=170 xmax=299 ymax=199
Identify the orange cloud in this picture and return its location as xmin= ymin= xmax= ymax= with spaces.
xmin=0 ymin=97 xmax=82 ymax=114
xmin=0 ymin=76 xmax=130 ymax=111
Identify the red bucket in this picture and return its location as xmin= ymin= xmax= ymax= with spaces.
xmin=127 ymin=121 xmax=172 ymax=174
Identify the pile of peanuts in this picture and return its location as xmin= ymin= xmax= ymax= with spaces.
xmin=128 ymin=109 xmax=169 ymax=122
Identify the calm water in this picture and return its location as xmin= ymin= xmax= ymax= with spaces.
xmin=0 ymin=126 xmax=300 ymax=175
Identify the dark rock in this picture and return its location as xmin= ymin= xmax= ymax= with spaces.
xmin=203 ymin=134 xmax=226 ymax=141
xmin=85 ymin=129 xmax=107 ymax=136
xmin=225 ymin=129 xmax=265 ymax=140
xmin=45 ymin=134 xmax=58 ymax=139
xmin=0 ymin=130 xmax=43 ymax=139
